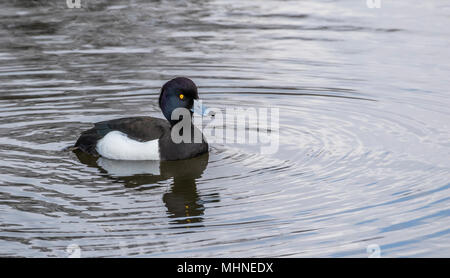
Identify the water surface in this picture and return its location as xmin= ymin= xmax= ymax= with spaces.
xmin=0 ymin=0 xmax=449 ymax=257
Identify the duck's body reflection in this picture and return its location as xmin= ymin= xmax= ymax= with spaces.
xmin=75 ymin=151 xmax=215 ymax=225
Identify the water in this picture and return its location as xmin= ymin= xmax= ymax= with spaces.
xmin=0 ymin=0 xmax=449 ymax=257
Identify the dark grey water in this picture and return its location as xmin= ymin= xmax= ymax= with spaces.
xmin=0 ymin=0 xmax=449 ymax=257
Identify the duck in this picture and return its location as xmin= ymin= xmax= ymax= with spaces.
xmin=73 ymin=77 xmax=209 ymax=161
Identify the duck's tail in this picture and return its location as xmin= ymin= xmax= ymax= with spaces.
xmin=63 ymin=145 xmax=79 ymax=152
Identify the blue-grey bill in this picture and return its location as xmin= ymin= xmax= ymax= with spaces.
xmin=191 ymin=99 xmax=209 ymax=116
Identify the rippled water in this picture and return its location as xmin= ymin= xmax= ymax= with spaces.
xmin=0 ymin=0 xmax=449 ymax=257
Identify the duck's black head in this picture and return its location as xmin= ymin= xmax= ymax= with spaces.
xmin=159 ymin=77 xmax=199 ymax=125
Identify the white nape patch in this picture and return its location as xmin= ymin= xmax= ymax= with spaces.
xmin=97 ymin=157 xmax=160 ymax=176
xmin=96 ymin=131 xmax=160 ymax=160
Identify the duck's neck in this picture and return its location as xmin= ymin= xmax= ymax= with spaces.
xmin=169 ymin=118 xmax=194 ymax=127
xmin=168 ymin=112 xmax=194 ymax=128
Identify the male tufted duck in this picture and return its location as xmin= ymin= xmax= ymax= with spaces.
xmin=73 ymin=77 xmax=209 ymax=161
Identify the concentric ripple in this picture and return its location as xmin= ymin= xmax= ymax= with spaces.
xmin=0 ymin=0 xmax=449 ymax=257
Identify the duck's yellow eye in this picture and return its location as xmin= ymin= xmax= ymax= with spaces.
xmin=179 ymin=94 xmax=184 ymax=100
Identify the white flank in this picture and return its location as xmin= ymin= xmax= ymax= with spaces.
xmin=96 ymin=131 xmax=160 ymax=160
